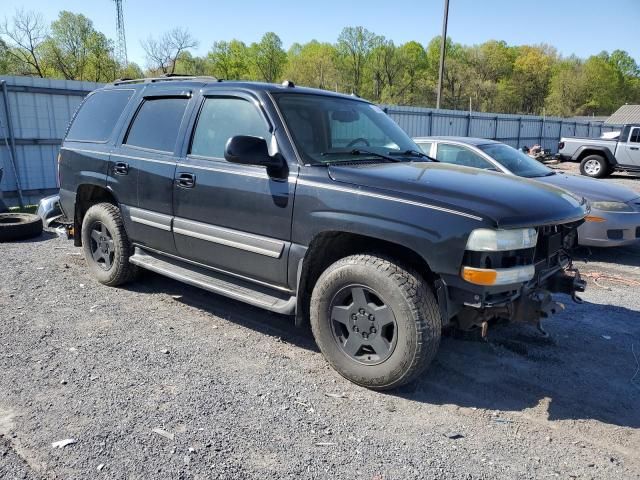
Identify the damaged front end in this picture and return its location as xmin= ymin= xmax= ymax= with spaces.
xmin=439 ymin=220 xmax=587 ymax=337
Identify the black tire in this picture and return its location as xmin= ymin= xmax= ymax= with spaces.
xmin=0 ymin=213 xmax=43 ymax=242
xmin=81 ymin=202 xmax=137 ymax=286
xmin=310 ymin=254 xmax=441 ymax=390
xmin=579 ymin=155 xmax=609 ymax=178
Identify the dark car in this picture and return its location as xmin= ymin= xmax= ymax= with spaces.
xmin=57 ymin=77 xmax=587 ymax=390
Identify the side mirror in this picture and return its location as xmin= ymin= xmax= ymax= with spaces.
xmin=224 ymin=135 xmax=283 ymax=171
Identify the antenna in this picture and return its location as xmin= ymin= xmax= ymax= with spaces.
xmin=113 ymin=0 xmax=128 ymax=66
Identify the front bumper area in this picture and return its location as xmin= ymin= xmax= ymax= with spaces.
xmin=439 ymin=265 xmax=585 ymax=333
xmin=436 ymin=221 xmax=586 ymax=333
xmin=578 ymin=209 xmax=640 ymax=247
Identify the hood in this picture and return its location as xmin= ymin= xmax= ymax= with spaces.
xmin=534 ymin=172 xmax=639 ymax=203
xmin=328 ymin=162 xmax=587 ymax=228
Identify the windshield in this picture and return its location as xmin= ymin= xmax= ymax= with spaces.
xmin=273 ymin=93 xmax=422 ymax=164
xmin=478 ymin=143 xmax=553 ymax=178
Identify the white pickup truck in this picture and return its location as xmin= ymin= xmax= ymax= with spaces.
xmin=558 ymin=124 xmax=640 ymax=178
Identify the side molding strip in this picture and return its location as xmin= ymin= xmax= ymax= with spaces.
xmin=173 ymin=217 xmax=285 ymax=258
xmin=123 ymin=205 xmax=172 ymax=231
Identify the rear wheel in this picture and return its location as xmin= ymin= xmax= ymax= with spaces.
xmin=580 ymin=155 xmax=609 ymax=178
xmin=81 ymin=202 xmax=137 ymax=286
xmin=310 ymin=254 xmax=441 ymax=390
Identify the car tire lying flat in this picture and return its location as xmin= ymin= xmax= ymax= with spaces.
xmin=0 ymin=213 xmax=43 ymax=242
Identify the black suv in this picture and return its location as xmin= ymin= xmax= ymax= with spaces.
xmin=58 ymin=76 xmax=587 ymax=390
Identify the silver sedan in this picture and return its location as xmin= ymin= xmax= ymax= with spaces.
xmin=414 ymin=136 xmax=640 ymax=247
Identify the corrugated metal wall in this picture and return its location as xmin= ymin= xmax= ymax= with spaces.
xmin=0 ymin=75 xmax=624 ymax=206
xmin=0 ymin=76 xmax=100 ymax=206
xmin=382 ymin=105 xmax=622 ymax=152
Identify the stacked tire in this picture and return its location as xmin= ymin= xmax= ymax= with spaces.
xmin=0 ymin=213 xmax=43 ymax=242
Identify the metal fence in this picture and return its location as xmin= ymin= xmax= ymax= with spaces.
xmin=382 ymin=105 xmax=622 ymax=152
xmin=0 ymin=75 xmax=624 ymax=206
xmin=0 ymin=76 xmax=101 ymax=206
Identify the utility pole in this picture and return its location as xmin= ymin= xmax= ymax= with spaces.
xmin=436 ymin=0 xmax=450 ymax=110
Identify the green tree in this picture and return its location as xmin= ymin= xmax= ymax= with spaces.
xmin=284 ymin=40 xmax=338 ymax=89
xmin=206 ymin=40 xmax=249 ymax=79
xmin=249 ymin=32 xmax=286 ymax=83
xmin=580 ymin=55 xmax=625 ymax=115
xmin=336 ymin=26 xmax=377 ymax=95
xmin=45 ymin=11 xmax=118 ymax=81
xmin=545 ymin=58 xmax=585 ymax=117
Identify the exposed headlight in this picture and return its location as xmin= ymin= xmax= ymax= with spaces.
xmin=466 ymin=228 xmax=538 ymax=251
xmin=590 ymin=201 xmax=634 ymax=212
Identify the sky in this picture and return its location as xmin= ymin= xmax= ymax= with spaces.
xmin=3 ymin=0 xmax=640 ymax=68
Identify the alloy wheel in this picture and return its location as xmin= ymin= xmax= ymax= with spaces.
xmin=89 ymin=221 xmax=115 ymax=270
xmin=329 ymin=284 xmax=398 ymax=365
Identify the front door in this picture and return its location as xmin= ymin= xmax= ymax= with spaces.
xmin=619 ymin=127 xmax=640 ymax=167
xmin=172 ymin=92 xmax=295 ymax=288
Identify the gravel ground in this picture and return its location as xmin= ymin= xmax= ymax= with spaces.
xmin=1 ymin=166 xmax=639 ymax=479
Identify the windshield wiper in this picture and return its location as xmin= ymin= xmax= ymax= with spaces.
xmin=388 ymin=149 xmax=439 ymax=162
xmin=320 ymin=149 xmax=401 ymax=163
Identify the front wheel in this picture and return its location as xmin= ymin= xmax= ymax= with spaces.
xmin=310 ymin=254 xmax=441 ymax=390
xmin=81 ymin=202 xmax=138 ymax=286
xmin=580 ymin=155 xmax=609 ymax=178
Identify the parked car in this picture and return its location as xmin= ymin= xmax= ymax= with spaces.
xmin=414 ymin=137 xmax=640 ymax=247
xmin=57 ymin=76 xmax=587 ymax=390
xmin=557 ymin=124 xmax=640 ymax=178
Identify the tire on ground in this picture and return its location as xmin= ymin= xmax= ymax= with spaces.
xmin=579 ymin=154 xmax=610 ymax=178
xmin=0 ymin=213 xmax=43 ymax=242
xmin=310 ymin=254 xmax=441 ymax=390
xmin=81 ymin=202 xmax=138 ymax=286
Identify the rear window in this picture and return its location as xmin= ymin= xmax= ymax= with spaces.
xmin=66 ymin=89 xmax=133 ymax=142
xmin=125 ymin=98 xmax=189 ymax=152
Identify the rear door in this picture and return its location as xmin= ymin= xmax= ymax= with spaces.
xmin=111 ymin=88 xmax=194 ymax=254
xmin=172 ymin=91 xmax=295 ymax=287
xmin=618 ymin=127 xmax=640 ymax=167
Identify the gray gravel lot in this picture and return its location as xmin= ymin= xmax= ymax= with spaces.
xmin=1 ymin=166 xmax=639 ymax=479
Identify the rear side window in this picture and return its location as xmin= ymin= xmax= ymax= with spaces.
xmin=125 ymin=98 xmax=189 ymax=152
xmin=417 ymin=142 xmax=432 ymax=155
xmin=190 ymin=97 xmax=270 ymax=159
xmin=630 ymin=128 xmax=640 ymax=143
xmin=66 ymin=90 xmax=133 ymax=142
xmin=435 ymin=144 xmax=492 ymax=169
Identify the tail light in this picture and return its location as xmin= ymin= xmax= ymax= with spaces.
xmin=558 ymin=141 xmax=565 ymax=150
xmin=57 ymin=151 xmax=62 ymax=188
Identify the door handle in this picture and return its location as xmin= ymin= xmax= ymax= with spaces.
xmin=631 ymin=147 xmax=639 ymax=151
xmin=114 ymin=162 xmax=129 ymax=175
xmin=177 ymin=172 xmax=196 ymax=188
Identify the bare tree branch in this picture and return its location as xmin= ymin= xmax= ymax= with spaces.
xmin=141 ymin=27 xmax=198 ymax=75
xmin=0 ymin=9 xmax=47 ymax=77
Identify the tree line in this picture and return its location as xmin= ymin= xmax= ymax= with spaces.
xmin=2 ymin=9 xmax=639 ymax=117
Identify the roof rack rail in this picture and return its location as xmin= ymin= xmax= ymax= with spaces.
xmin=112 ymin=75 xmax=220 ymax=86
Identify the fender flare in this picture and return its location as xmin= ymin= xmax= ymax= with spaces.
xmin=572 ymin=146 xmax=617 ymax=165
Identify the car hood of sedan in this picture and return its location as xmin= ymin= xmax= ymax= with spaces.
xmin=327 ymin=162 xmax=587 ymax=228
xmin=535 ymin=172 xmax=639 ymax=203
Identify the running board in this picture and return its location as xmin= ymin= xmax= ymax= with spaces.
xmin=129 ymin=248 xmax=296 ymax=315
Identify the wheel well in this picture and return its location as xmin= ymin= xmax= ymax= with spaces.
xmin=73 ymin=184 xmax=118 ymax=246
xmin=295 ymin=231 xmax=437 ymax=326
xmin=576 ymin=149 xmax=607 ymax=162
